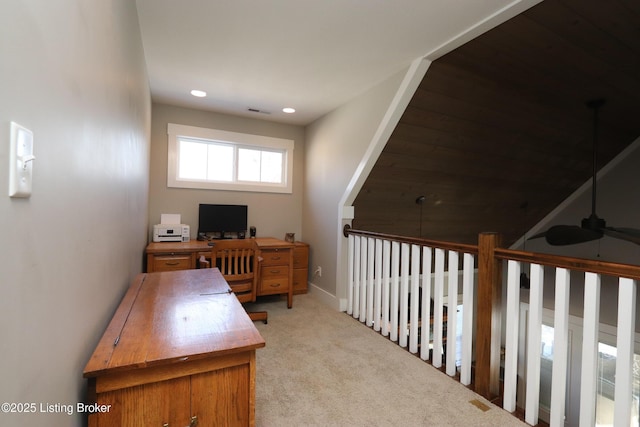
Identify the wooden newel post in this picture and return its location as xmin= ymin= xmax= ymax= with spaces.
xmin=475 ymin=232 xmax=502 ymax=400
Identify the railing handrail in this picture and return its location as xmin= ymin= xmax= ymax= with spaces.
xmin=495 ymin=247 xmax=640 ymax=280
xmin=344 ymin=225 xmax=640 ymax=280
xmin=343 ymin=225 xmax=478 ymax=255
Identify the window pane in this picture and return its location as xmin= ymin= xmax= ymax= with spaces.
xmin=595 ymin=343 xmax=640 ymax=427
xmin=207 ymin=143 xmax=233 ymax=181
xmin=238 ymin=148 xmax=260 ymax=182
xmin=178 ymin=139 xmax=207 ymax=180
xmin=539 ymin=324 xmax=554 ymax=411
xmin=261 ymin=150 xmax=283 ymax=183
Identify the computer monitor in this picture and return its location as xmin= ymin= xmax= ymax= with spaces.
xmin=198 ymin=204 xmax=248 ymax=239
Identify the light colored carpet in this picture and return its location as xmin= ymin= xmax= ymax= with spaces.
xmin=249 ymin=293 xmax=527 ymax=427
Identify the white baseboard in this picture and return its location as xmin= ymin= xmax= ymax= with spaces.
xmin=307 ymin=281 xmax=346 ymax=312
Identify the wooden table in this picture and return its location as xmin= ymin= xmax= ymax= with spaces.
xmin=83 ymin=268 xmax=265 ymax=426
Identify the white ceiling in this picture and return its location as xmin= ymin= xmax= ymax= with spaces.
xmin=135 ymin=0 xmax=532 ymax=126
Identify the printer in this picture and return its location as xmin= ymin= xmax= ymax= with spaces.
xmin=153 ymin=224 xmax=190 ymax=242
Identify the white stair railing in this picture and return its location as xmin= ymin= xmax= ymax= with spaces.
xmin=345 ymin=230 xmax=476 ymax=379
xmin=499 ymin=252 xmax=639 ymax=427
xmin=345 ymin=227 xmax=640 ymax=427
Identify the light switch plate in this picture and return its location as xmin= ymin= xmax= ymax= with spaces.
xmin=9 ymin=121 xmax=34 ymax=198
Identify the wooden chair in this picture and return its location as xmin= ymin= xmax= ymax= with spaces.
xmin=199 ymin=239 xmax=268 ymax=324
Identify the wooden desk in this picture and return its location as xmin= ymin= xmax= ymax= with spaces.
xmin=145 ymin=238 xmax=303 ymax=308
xmin=84 ymin=269 xmax=265 ymax=427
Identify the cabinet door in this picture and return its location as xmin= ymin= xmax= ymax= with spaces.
xmin=292 ymin=244 xmax=309 ymax=269
xmin=293 ymin=268 xmax=308 ymax=294
xmin=190 ymin=364 xmax=251 ymax=426
xmin=91 ymin=377 xmax=190 ymax=426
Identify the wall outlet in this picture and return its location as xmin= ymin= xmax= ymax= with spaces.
xmin=314 ymin=266 xmax=322 ymax=277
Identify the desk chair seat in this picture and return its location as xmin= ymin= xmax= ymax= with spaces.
xmin=199 ymin=239 xmax=267 ymax=324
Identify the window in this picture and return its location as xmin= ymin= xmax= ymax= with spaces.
xmin=539 ymin=324 xmax=556 ymax=415
xmin=595 ymin=342 xmax=640 ymax=427
xmin=167 ymin=123 xmax=294 ymax=193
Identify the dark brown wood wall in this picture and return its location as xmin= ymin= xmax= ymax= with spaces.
xmin=353 ymin=0 xmax=640 ymax=246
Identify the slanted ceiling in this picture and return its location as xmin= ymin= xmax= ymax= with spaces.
xmin=353 ymin=0 xmax=640 ymax=246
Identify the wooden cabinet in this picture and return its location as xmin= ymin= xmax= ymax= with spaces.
xmin=84 ymin=269 xmax=265 ymax=427
xmin=292 ymin=242 xmax=309 ymax=294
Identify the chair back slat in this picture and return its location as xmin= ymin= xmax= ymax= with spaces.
xmin=208 ymin=240 xmax=258 ymax=284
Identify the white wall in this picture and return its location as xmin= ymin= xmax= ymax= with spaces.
xmin=520 ymin=139 xmax=640 ymax=329
xmin=523 ymin=139 xmax=640 ymax=265
xmin=0 ymin=1 xmax=150 ymax=425
xmin=148 ymin=103 xmax=305 ymax=241
xmin=301 ymin=1 xmax=543 ymax=309
xmin=303 ymin=63 xmax=425 ymax=306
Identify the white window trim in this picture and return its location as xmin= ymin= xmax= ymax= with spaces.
xmin=167 ymin=123 xmax=294 ymax=193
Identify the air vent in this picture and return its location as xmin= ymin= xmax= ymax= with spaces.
xmin=247 ymin=108 xmax=271 ymax=115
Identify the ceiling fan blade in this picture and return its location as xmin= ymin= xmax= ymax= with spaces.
xmin=544 ymin=225 xmax=603 ymax=246
xmin=527 ymin=231 xmax=548 ymax=241
xmin=605 ymin=227 xmax=640 ymax=237
xmin=602 ymin=227 xmax=640 ymax=245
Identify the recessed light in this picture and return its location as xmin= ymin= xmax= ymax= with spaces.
xmin=282 ymin=107 xmax=296 ymax=114
xmin=190 ymin=89 xmax=207 ymax=97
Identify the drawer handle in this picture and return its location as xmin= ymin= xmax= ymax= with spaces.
xmin=270 ymin=269 xmax=281 ymax=274
xmin=270 ymin=283 xmax=281 ymax=288
xmin=165 ymin=261 xmax=180 ymax=266
xmin=270 ymin=256 xmax=281 ymax=260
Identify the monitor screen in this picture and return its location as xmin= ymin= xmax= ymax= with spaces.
xmin=198 ymin=204 xmax=248 ymax=236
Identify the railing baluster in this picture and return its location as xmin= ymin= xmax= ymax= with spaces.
xmin=359 ymin=237 xmax=368 ymax=322
xmin=382 ymin=240 xmax=391 ymax=337
xmin=409 ymin=244 xmax=420 ymax=354
xmin=460 ymin=252 xmax=474 ymax=385
xmin=399 ymin=243 xmax=410 ymax=348
xmin=446 ymin=250 xmax=459 ymax=376
xmin=614 ymin=277 xmax=637 ymax=426
xmin=390 ymin=241 xmax=400 ymax=342
xmin=373 ymin=238 xmax=383 ymax=332
xmin=366 ymin=237 xmax=375 ymax=326
xmin=503 ymin=260 xmax=520 ymax=412
xmin=579 ymin=272 xmax=600 ymax=426
xmin=347 ymin=234 xmax=354 ymax=315
xmin=420 ymin=246 xmax=432 ymax=361
xmin=353 ymin=235 xmax=360 ymax=319
xmin=525 ymin=263 xmax=544 ymax=426
xmin=433 ymin=248 xmax=445 ymax=368
xmin=550 ymin=267 xmax=570 ymax=427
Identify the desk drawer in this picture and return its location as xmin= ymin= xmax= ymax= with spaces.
xmin=261 ymin=265 xmax=289 ymax=278
xmin=260 ymin=249 xmax=290 ymax=266
xmin=259 ymin=277 xmax=289 ymax=295
xmin=152 ymin=254 xmax=191 ymax=271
